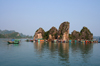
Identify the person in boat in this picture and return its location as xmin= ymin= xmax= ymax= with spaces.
xmin=11 ymin=39 xmax=15 ymax=42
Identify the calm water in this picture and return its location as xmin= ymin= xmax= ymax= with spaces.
xmin=0 ymin=39 xmax=100 ymax=66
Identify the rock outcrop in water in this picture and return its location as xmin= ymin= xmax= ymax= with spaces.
xmin=80 ymin=27 xmax=93 ymax=40
xmin=34 ymin=22 xmax=70 ymax=41
xmin=58 ymin=22 xmax=70 ymax=41
xmin=48 ymin=27 xmax=58 ymax=40
xmin=69 ymin=27 xmax=93 ymax=40
xmin=33 ymin=21 xmax=93 ymax=41
xmin=34 ymin=28 xmax=45 ymax=40
xmin=70 ymin=30 xmax=80 ymax=40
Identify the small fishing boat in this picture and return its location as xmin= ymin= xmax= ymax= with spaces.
xmin=62 ymin=40 xmax=66 ymax=43
xmin=81 ymin=40 xmax=85 ymax=43
xmin=8 ymin=39 xmax=20 ymax=44
xmin=8 ymin=41 xmax=14 ymax=44
xmin=30 ymin=40 xmax=33 ymax=42
xmin=26 ymin=39 xmax=29 ymax=42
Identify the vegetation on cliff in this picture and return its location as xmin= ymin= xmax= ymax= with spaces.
xmin=80 ymin=27 xmax=93 ymax=40
xmin=58 ymin=22 xmax=69 ymax=39
xmin=34 ymin=28 xmax=45 ymax=39
xmin=69 ymin=27 xmax=93 ymax=40
xmin=70 ymin=30 xmax=80 ymax=40
xmin=34 ymin=21 xmax=70 ymax=41
xmin=37 ymin=28 xmax=45 ymax=35
xmin=34 ymin=21 xmax=93 ymax=40
xmin=43 ymin=31 xmax=49 ymax=39
xmin=48 ymin=27 xmax=58 ymax=39
xmin=34 ymin=27 xmax=58 ymax=40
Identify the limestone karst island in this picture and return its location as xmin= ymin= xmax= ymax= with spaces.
xmin=33 ymin=21 xmax=97 ymax=43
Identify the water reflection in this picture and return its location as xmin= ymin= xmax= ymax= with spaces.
xmin=34 ymin=42 xmax=44 ymax=52
xmin=7 ymin=44 xmax=20 ymax=47
xmin=70 ymin=43 xmax=93 ymax=63
xmin=80 ymin=43 xmax=93 ymax=63
xmin=58 ymin=43 xmax=69 ymax=63
xmin=33 ymin=42 xmax=93 ymax=64
xmin=0 ymin=39 xmax=99 ymax=66
xmin=7 ymin=44 xmax=20 ymax=50
xmin=48 ymin=42 xmax=57 ymax=52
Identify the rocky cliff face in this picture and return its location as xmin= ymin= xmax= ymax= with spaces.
xmin=80 ymin=27 xmax=93 ymax=40
xmin=33 ymin=22 xmax=93 ymax=41
xmin=70 ymin=27 xmax=93 ymax=40
xmin=34 ymin=28 xmax=45 ymax=39
xmin=33 ymin=22 xmax=70 ymax=41
xmin=48 ymin=27 xmax=58 ymax=40
xmin=70 ymin=30 xmax=80 ymax=40
xmin=58 ymin=22 xmax=70 ymax=41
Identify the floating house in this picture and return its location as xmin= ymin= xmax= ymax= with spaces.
xmin=69 ymin=40 xmax=72 ymax=43
xmin=35 ymin=38 xmax=44 ymax=42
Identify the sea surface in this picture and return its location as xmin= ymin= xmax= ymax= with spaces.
xmin=0 ymin=38 xmax=100 ymax=66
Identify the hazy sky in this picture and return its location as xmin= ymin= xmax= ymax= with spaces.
xmin=0 ymin=0 xmax=100 ymax=36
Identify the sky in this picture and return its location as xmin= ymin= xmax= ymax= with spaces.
xmin=0 ymin=0 xmax=100 ymax=36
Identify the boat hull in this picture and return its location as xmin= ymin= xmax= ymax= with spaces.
xmin=8 ymin=41 xmax=19 ymax=44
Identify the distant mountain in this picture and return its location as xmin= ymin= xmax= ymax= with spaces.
xmin=19 ymin=33 xmax=33 ymax=38
xmin=0 ymin=34 xmax=5 ymax=38
xmin=0 ymin=29 xmax=32 ymax=38
xmin=0 ymin=30 xmax=15 ymax=34
xmin=5 ymin=32 xmax=22 ymax=38
xmin=19 ymin=33 xmax=27 ymax=37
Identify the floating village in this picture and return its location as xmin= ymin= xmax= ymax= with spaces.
xmin=8 ymin=21 xmax=100 ymax=44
